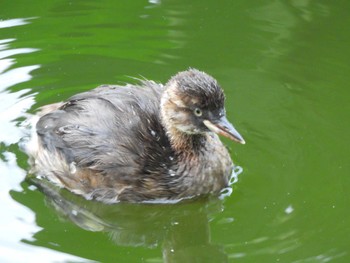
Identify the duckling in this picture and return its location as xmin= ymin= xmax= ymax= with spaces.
xmin=28 ymin=69 xmax=245 ymax=203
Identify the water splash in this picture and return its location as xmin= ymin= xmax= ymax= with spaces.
xmin=219 ymin=165 xmax=243 ymax=200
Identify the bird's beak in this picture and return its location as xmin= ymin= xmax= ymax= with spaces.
xmin=203 ymin=117 xmax=245 ymax=144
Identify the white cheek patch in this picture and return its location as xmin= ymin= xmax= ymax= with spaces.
xmin=176 ymin=123 xmax=196 ymax=133
xmin=171 ymin=97 xmax=186 ymax=108
xmin=171 ymin=110 xmax=187 ymax=119
xmin=168 ymin=110 xmax=197 ymax=133
xmin=164 ymin=83 xmax=187 ymax=108
xmin=190 ymin=97 xmax=199 ymax=105
xmin=161 ymin=82 xmax=205 ymax=134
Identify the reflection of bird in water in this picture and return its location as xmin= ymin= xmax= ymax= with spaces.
xmin=30 ymin=177 xmax=228 ymax=263
xmin=26 ymin=69 xmax=244 ymax=203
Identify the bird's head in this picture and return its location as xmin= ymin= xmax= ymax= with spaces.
xmin=160 ymin=69 xmax=245 ymax=145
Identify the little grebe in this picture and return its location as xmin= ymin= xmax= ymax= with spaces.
xmin=28 ymin=69 xmax=245 ymax=203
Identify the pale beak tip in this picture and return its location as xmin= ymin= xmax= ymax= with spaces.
xmin=203 ymin=119 xmax=246 ymax=145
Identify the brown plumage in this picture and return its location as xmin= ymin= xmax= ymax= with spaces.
xmin=27 ymin=69 xmax=245 ymax=203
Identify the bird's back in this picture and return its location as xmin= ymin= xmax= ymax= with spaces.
xmin=34 ymin=81 xmax=179 ymax=202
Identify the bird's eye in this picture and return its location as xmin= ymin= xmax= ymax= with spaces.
xmin=194 ymin=108 xmax=202 ymax=117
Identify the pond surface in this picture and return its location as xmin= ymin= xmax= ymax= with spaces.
xmin=1 ymin=1 xmax=349 ymax=262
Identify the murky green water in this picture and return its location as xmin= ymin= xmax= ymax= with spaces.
xmin=1 ymin=1 xmax=349 ymax=262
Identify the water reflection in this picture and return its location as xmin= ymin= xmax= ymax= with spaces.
xmin=28 ymin=177 xmax=229 ymax=263
xmin=0 ymin=17 xmax=89 ymax=263
xmin=248 ymin=0 xmax=330 ymax=63
xmin=0 ymin=17 xmax=35 ymax=29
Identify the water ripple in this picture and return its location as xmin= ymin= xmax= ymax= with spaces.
xmin=0 ymin=17 xmax=89 ymax=263
xmin=0 ymin=17 xmax=35 ymax=29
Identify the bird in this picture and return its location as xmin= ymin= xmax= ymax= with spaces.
xmin=27 ymin=68 xmax=245 ymax=203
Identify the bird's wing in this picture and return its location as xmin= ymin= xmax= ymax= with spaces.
xmin=36 ymin=82 xmax=166 ymax=178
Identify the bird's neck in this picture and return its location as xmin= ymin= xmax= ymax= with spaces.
xmin=164 ymin=126 xmax=206 ymax=155
xmin=160 ymin=85 xmax=206 ymax=154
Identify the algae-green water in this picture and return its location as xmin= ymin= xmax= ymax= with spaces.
xmin=1 ymin=1 xmax=349 ymax=262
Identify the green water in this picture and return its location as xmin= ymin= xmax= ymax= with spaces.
xmin=1 ymin=1 xmax=349 ymax=262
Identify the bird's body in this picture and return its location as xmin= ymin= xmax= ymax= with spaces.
xmin=27 ymin=69 xmax=244 ymax=203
